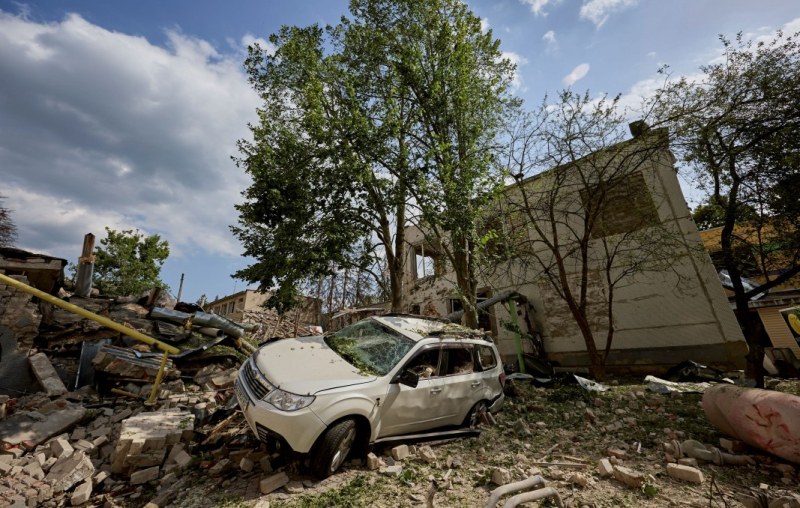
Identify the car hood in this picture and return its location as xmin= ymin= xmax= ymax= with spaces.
xmin=253 ymin=335 xmax=377 ymax=395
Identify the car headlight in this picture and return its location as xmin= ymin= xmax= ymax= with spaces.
xmin=263 ymin=388 xmax=315 ymax=411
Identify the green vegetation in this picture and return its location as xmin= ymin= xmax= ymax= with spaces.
xmin=92 ymin=226 xmax=170 ymax=296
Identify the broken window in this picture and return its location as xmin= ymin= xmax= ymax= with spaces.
xmin=582 ymin=172 xmax=660 ymax=238
xmin=441 ymin=345 xmax=475 ymax=376
xmin=326 ymin=320 xmax=415 ymax=376
xmin=476 ymin=345 xmax=497 ymax=370
xmin=404 ymin=346 xmax=441 ymax=379
xmin=414 ymin=243 xmax=440 ymax=280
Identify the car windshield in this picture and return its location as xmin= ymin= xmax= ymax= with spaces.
xmin=325 ymin=320 xmax=415 ymax=376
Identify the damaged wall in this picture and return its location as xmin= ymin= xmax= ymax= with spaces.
xmin=401 ymin=135 xmax=747 ymax=373
xmin=0 ymin=274 xmax=42 ymax=348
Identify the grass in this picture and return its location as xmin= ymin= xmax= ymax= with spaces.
xmin=273 ymin=474 xmax=387 ymax=508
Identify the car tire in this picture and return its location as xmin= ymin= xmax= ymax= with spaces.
xmin=463 ymin=400 xmax=489 ymax=428
xmin=310 ymin=418 xmax=357 ymax=479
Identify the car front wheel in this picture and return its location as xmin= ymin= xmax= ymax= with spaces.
xmin=311 ymin=418 xmax=357 ymax=479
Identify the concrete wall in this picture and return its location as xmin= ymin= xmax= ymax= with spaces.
xmin=401 ymin=137 xmax=747 ymax=372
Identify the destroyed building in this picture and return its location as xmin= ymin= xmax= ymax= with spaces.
xmin=402 ymin=127 xmax=748 ymax=373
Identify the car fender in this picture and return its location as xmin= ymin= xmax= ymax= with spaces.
xmin=311 ymin=393 xmax=379 ymax=441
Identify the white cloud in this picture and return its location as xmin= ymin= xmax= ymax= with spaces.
xmin=241 ymin=33 xmax=276 ymax=55
xmin=502 ymin=51 xmax=529 ymax=89
xmin=542 ymin=30 xmax=558 ymax=53
xmin=480 ymin=17 xmax=490 ymax=33
xmin=0 ymin=11 xmax=260 ymax=259
xmin=579 ymin=0 xmax=637 ymax=28
xmin=562 ymin=63 xmax=590 ymax=86
xmin=520 ymin=0 xmax=562 ymax=17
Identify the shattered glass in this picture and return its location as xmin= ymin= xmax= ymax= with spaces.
xmin=325 ymin=320 xmax=414 ymax=376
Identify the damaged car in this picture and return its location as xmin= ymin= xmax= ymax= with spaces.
xmin=235 ymin=314 xmax=505 ymax=478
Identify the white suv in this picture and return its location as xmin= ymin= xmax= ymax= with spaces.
xmin=235 ymin=314 xmax=505 ymax=478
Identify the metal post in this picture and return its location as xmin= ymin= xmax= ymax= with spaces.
xmin=507 ymin=298 xmax=526 ymax=374
xmin=74 ymin=233 xmax=95 ymax=297
xmin=176 ymin=273 xmax=184 ymax=303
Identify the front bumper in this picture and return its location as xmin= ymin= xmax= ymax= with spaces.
xmin=235 ymin=364 xmax=326 ymax=454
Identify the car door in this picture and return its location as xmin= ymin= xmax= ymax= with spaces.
xmin=378 ymin=344 xmax=449 ymax=437
xmin=436 ymin=343 xmax=487 ymax=425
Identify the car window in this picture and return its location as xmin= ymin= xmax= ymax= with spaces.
xmin=442 ymin=345 xmax=474 ymax=376
xmin=476 ymin=345 xmax=497 ymax=370
xmin=405 ymin=347 xmax=441 ymax=379
xmin=325 ymin=320 xmax=415 ymax=376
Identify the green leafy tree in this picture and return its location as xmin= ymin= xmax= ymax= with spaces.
xmin=651 ymin=31 xmax=800 ymax=386
xmin=0 ymin=196 xmax=17 ymax=247
xmin=691 ymin=196 xmax=757 ymax=231
xmin=233 ymin=0 xmax=517 ymax=323
xmin=93 ymin=227 xmax=170 ymax=296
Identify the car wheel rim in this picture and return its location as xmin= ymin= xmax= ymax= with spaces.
xmin=330 ymin=427 xmax=356 ymax=473
xmin=470 ymin=401 xmax=487 ymax=428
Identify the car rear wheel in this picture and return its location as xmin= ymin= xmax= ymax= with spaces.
xmin=311 ymin=418 xmax=357 ymax=479
xmin=464 ymin=400 xmax=489 ymax=428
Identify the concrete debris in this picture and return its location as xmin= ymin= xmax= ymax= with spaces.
xmin=260 ymin=472 xmax=289 ymax=494
xmin=391 ymin=444 xmax=409 ymax=461
xmin=0 ymin=401 xmax=86 ymax=448
xmin=612 ymin=465 xmax=644 ymax=488
xmin=45 ymin=450 xmax=95 ymax=493
xmin=666 ymin=463 xmax=705 ymax=484
xmin=111 ymin=410 xmax=194 ymax=474
xmin=70 ymin=479 xmax=92 ymax=506
xmin=28 ymin=352 xmax=68 ymax=396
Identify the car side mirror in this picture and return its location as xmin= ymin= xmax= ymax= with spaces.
xmin=397 ymin=369 xmax=419 ymax=388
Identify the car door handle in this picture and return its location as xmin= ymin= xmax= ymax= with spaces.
xmin=470 ymin=381 xmax=482 ymax=388
xmin=430 ymin=387 xmax=442 ymax=394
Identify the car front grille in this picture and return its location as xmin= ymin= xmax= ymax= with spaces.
xmin=239 ymin=358 xmax=271 ymax=400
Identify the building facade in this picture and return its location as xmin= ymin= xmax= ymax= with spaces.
xmin=401 ymin=129 xmax=748 ymax=373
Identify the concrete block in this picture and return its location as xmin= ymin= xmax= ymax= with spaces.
xmin=70 ymin=480 xmax=92 ymax=505
xmin=22 ymin=461 xmax=45 ymax=480
xmin=597 ymin=458 xmax=614 ymax=478
xmin=417 ymin=445 xmax=436 ymax=464
xmin=613 ymin=465 xmax=644 ymax=488
xmin=366 ymin=452 xmax=383 ymax=471
xmin=28 ymin=353 xmax=68 ymax=396
xmin=130 ymin=466 xmax=160 ymax=485
xmin=259 ymin=472 xmax=289 ymax=494
xmin=208 ymin=459 xmax=230 ymax=477
xmin=391 ymin=444 xmax=409 ymax=461
xmin=44 ymin=451 xmax=94 ymax=493
xmin=380 ymin=465 xmax=403 ymax=476
xmin=491 ymin=467 xmax=511 ymax=485
xmin=49 ymin=438 xmax=74 ymax=459
xmin=239 ymin=457 xmax=254 ymax=473
xmin=666 ymin=463 xmax=704 ymax=484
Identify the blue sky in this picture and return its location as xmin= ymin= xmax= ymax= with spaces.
xmin=1 ymin=0 xmax=798 ymax=302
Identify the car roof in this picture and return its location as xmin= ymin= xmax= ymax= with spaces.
xmin=370 ymin=315 xmax=490 ymax=343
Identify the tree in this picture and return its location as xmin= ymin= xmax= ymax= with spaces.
xmin=651 ymin=31 xmax=800 ymax=386
xmin=233 ymin=0 xmax=517 ymax=323
xmin=691 ymin=196 xmax=757 ymax=231
xmin=370 ymin=0 xmax=519 ymax=328
xmin=502 ymin=91 xmax=689 ymax=378
xmin=0 ymin=196 xmax=17 ymax=247
xmin=93 ymin=227 xmax=170 ymax=296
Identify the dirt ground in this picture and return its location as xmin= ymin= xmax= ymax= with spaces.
xmin=160 ymin=378 xmax=800 ymax=508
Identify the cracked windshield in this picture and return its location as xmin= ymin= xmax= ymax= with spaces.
xmin=325 ymin=320 xmax=414 ymax=375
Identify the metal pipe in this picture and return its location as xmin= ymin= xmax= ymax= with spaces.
xmin=196 ymin=327 xmax=224 ymax=338
xmin=445 ymin=289 xmax=518 ymax=323
xmin=146 ymin=350 xmax=170 ymax=406
xmin=0 ymin=273 xmax=178 ymax=354
xmin=501 ymin=487 xmax=563 ymax=508
xmin=484 ymin=476 xmax=545 ymax=508
xmin=150 ymin=307 xmax=246 ymax=338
